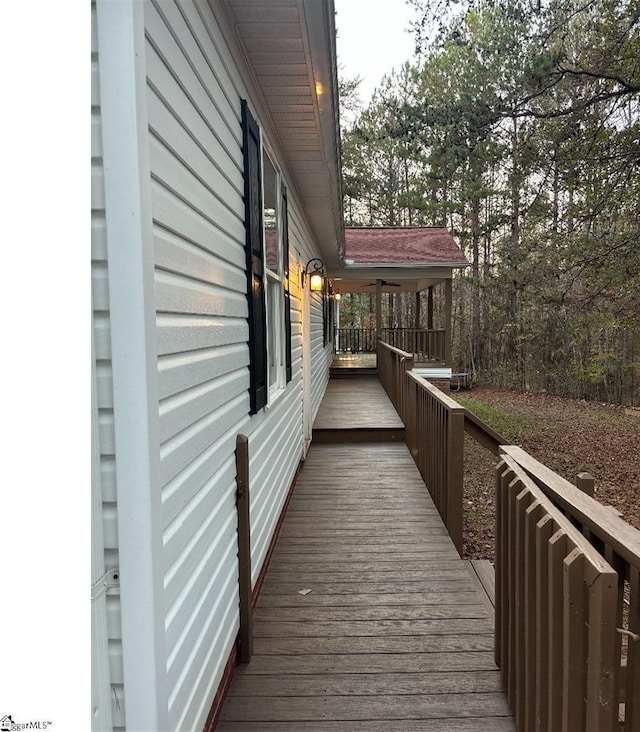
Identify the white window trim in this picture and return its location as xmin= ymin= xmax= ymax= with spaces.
xmin=262 ymin=146 xmax=287 ymax=405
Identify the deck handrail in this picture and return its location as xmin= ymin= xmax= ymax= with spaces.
xmin=404 ymin=370 xmax=465 ymax=554
xmin=496 ymin=453 xmax=622 ymax=731
xmin=376 ymin=340 xmax=414 ymax=420
xmin=377 ymin=340 xmax=501 ymax=554
xmin=501 ymin=445 xmax=640 ymax=572
xmin=463 ymin=409 xmax=505 ymax=455
xmin=499 ymin=444 xmax=640 ymax=729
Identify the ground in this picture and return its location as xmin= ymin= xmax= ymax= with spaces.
xmin=455 ymin=386 xmax=640 ymax=561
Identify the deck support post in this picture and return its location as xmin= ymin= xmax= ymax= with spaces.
xmin=444 ymin=278 xmax=452 ymax=367
xmin=576 ymin=472 xmax=595 ymax=497
xmin=375 ymin=279 xmax=382 ymax=337
xmin=236 ymin=434 xmax=253 ymax=663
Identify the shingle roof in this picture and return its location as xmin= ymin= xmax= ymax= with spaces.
xmin=344 ymin=227 xmax=468 ymax=266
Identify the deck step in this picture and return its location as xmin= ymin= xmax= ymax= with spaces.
xmin=313 ymin=427 xmax=405 ymax=443
xmin=330 ymin=367 xmax=377 ymax=377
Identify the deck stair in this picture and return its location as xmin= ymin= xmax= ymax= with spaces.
xmin=329 ymin=365 xmax=377 ymax=378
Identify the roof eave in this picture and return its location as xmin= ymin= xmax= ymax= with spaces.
xmin=338 ymin=261 xmax=471 ymax=270
xmin=219 ymin=0 xmax=344 ymax=268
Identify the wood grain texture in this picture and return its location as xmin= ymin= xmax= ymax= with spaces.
xmin=218 ymin=440 xmax=514 ymax=728
xmin=313 ymin=377 xmax=403 ymax=430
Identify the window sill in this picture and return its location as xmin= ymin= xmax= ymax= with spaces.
xmin=266 ymin=383 xmax=287 ymax=410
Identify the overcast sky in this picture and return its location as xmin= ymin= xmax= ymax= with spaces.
xmin=334 ymin=0 xmax=420 ymax=106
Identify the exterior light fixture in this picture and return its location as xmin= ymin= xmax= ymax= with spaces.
xmin=334 ymin=293 xmax=341 ymax=301
xmin=302 ymin=258 xmax=325 ymax=292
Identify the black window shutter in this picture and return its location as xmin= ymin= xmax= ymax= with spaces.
xmin=328 ymin=283 xmax=334 ymax=349
xmin=241 ymin=100 xmax=267 ymax=414
xmin=322 ymin=279 xmax=329 ymax=347
xmin=282 ymin=187 xmax=293 ymax=383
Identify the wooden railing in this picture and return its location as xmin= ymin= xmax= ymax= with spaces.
xmin=336 ymin=327 xmax=446 ymax=363
xmin=381 ymin=328 xmax=446 ymax=363
xmin=404 ymin=370 xmax=465 ymax=554
xmin=376 ymin=340 xmax=413 ymax=419
xmin=377 ymin=340 xmax=475 ymax=554
xmin=335 ymin=327 xmax=377 ymax=353
xmin=376 ymin=340 xmax=640 ymax=728
xmin=498 ymin=446 xmax=640 ymax=732
xmin=497 ymin=453 xmax=619 ymax=730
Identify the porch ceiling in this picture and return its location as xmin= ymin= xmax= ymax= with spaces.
xmin=218 ymin=0 xmax=345 ymax=269
xmin=330 ymin=271 xmax=453 ymax=295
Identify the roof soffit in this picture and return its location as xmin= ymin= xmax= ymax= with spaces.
xmin=219 ymin=0 xmax=344 ymax=267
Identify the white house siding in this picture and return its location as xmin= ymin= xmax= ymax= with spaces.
xmin=310 ymin=289 xmax=332 ymax=422
xmin=144 ymin=1 xmax=332 ymax=730
xmin=91 ymin=3 xmax=126 ymax=730
xmin=286 ymin=214 xmax=332 ymax=427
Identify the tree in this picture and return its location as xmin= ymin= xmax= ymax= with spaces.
xmin=338 ymin=0 xmax=640 ymax=402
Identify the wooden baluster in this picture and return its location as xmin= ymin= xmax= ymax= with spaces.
xmin=535 ymin=514 xmax=554 ymax=731
xmin=563 ymin=548 xmax=586 ymax=731
xmin=626 ymin=567 xmax=640 ymax=731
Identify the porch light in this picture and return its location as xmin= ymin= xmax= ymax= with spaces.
xmin=334 ymin=293 xmax=341 ymax=301
xmin=302 ymin=258 xmax=325 ymax=291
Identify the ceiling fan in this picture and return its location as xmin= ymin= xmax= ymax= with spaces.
xmin=360 ymin=280 xmax=401 ymax=288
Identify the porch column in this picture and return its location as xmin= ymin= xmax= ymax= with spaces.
xmin=444 ymin=278 xmax=452 ymax=367
xmin=376 ymin=279 xmax=382 ymax=340
xmin=427 ymin=286 xmax=434 ymax=330
xmin=414 ymin=291 xmax=421 ymax=329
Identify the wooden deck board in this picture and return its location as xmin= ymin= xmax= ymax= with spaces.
xmin=226 ymin=671 xmax=505 ymax=697
xmin=218 ymin=439 xmax=513 ymax=729
xmin=313 ymin=377 xmax=403 ymax=430
xmin=218 ymin=718 xmax=517 ymax=731
xmin=232 ymin=651 xmax=504 ymax=675
xmin=221 ymin=692 xmax=512 ymax=721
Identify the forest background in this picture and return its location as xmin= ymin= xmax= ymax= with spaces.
xmin=337 ymin=0 xmax=640 ymax=404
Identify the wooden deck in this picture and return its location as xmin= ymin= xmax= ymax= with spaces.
xmin=218 ymin=380 xmax=514 ymax=729
xmin=313 ymin=377 xmax=404 ymax=442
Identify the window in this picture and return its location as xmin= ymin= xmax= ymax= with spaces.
xmin=241 ymin=100 xmax=292 ymax=414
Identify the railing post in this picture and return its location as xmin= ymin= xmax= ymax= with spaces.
xmin=236 ymin=434 xmax=253 ymax=663
xmin=576 ymin=472 xmax=595 ymax=497
xmin=427 ymin=286 xmax=434 ymax=330
xmin=444 ymin=279 xmax=452 ymax=367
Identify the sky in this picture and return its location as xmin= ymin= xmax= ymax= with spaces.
xmin=334 ymin=0 xmax=421 ymax=107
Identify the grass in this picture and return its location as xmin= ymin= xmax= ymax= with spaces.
xmin=455 ymin=396 xmax=541 ymax=443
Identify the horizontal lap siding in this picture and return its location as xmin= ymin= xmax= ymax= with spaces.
xmin=145 ymin=1 xmax=323 ymax=730
xmin=286 ymin=215 xmax=331 ymax=425
xmin=310 ymin=289 xmax=331 ymax=421
xmin=146 ymin=1 xmax=245 ymax=729
xmin=91 ymin=4 xmax=125 ymax=729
